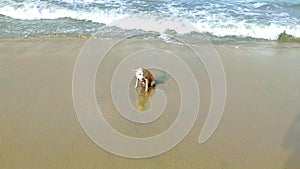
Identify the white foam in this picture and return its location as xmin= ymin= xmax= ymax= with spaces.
xmin=109 ymin=15 xmax=198 ymax=34
xmin=1 ymin=1 xmax=299 ymax=40
xmin=109 ymin=15 xmax=300 ymax=40
xmin=0 ymin=1 xmax=125 ymax=24
xmin=252 ymin=2 xmax=267 ymax=8
xmin=193 ymin=20 xmax=300 ymax=40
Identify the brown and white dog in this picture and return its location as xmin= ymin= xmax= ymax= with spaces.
xmin=133 ymin=67 xmax=156 ymax=92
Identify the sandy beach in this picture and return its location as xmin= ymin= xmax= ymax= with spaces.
xmin=0 ymin=37 xmax=300 ymax=169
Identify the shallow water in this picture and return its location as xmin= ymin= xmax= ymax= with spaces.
xmin=0 ymin=0 xmax=300 ymax=40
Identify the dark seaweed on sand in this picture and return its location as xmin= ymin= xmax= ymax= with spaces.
xmin=278 ymin=31 xmax=300 ymax=43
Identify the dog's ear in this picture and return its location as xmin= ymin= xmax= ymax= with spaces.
xmin=132 ymin=68 xmax=139 ymax=72
xmin=132 ymin=68 xmax=144 ymax=72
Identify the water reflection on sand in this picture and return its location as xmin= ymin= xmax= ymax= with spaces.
xmin=135 ymin=85 xmax=155 ymax=112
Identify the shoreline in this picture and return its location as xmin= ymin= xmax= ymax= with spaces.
xmin=1 ymin=31 xmax=300 ymax=43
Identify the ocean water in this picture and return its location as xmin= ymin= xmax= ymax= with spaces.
xmin=0 ymin=0 xmax=299 ymax=40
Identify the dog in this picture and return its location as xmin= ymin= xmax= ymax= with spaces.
xmin=133 ymin=67 xmax=156 ymax=92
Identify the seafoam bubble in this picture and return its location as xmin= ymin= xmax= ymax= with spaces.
xmin=252 ymin=2 xmax=267 ymax=8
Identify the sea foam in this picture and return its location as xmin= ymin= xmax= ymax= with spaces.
xmin=0 ymin=0 xmax=299 ymax=40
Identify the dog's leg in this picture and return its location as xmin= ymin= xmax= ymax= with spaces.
xmin=145 ymin=79 xmax=148 ymax=92
xmin=135 ymin=79 xmax=139 ymax=88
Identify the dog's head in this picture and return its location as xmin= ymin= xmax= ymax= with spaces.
xmin=133 ymin=68 xmax=145 ymax=81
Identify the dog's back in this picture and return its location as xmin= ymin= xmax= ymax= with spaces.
xmin=143 ymin=69 xmax=155 ymax=82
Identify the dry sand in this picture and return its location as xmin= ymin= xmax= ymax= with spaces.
xmin=0 ymin=37 xmax=300 ymax=169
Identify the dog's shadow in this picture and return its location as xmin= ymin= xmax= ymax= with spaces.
xmin=154 ymin=72 xmax=169 ymax=86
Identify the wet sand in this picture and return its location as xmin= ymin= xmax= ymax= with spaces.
xmin=0 ymin=37 xmax=300 ymax=169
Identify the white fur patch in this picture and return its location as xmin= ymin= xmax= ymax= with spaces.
xmin=135 ymin=68 xmax=144 ymax=81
